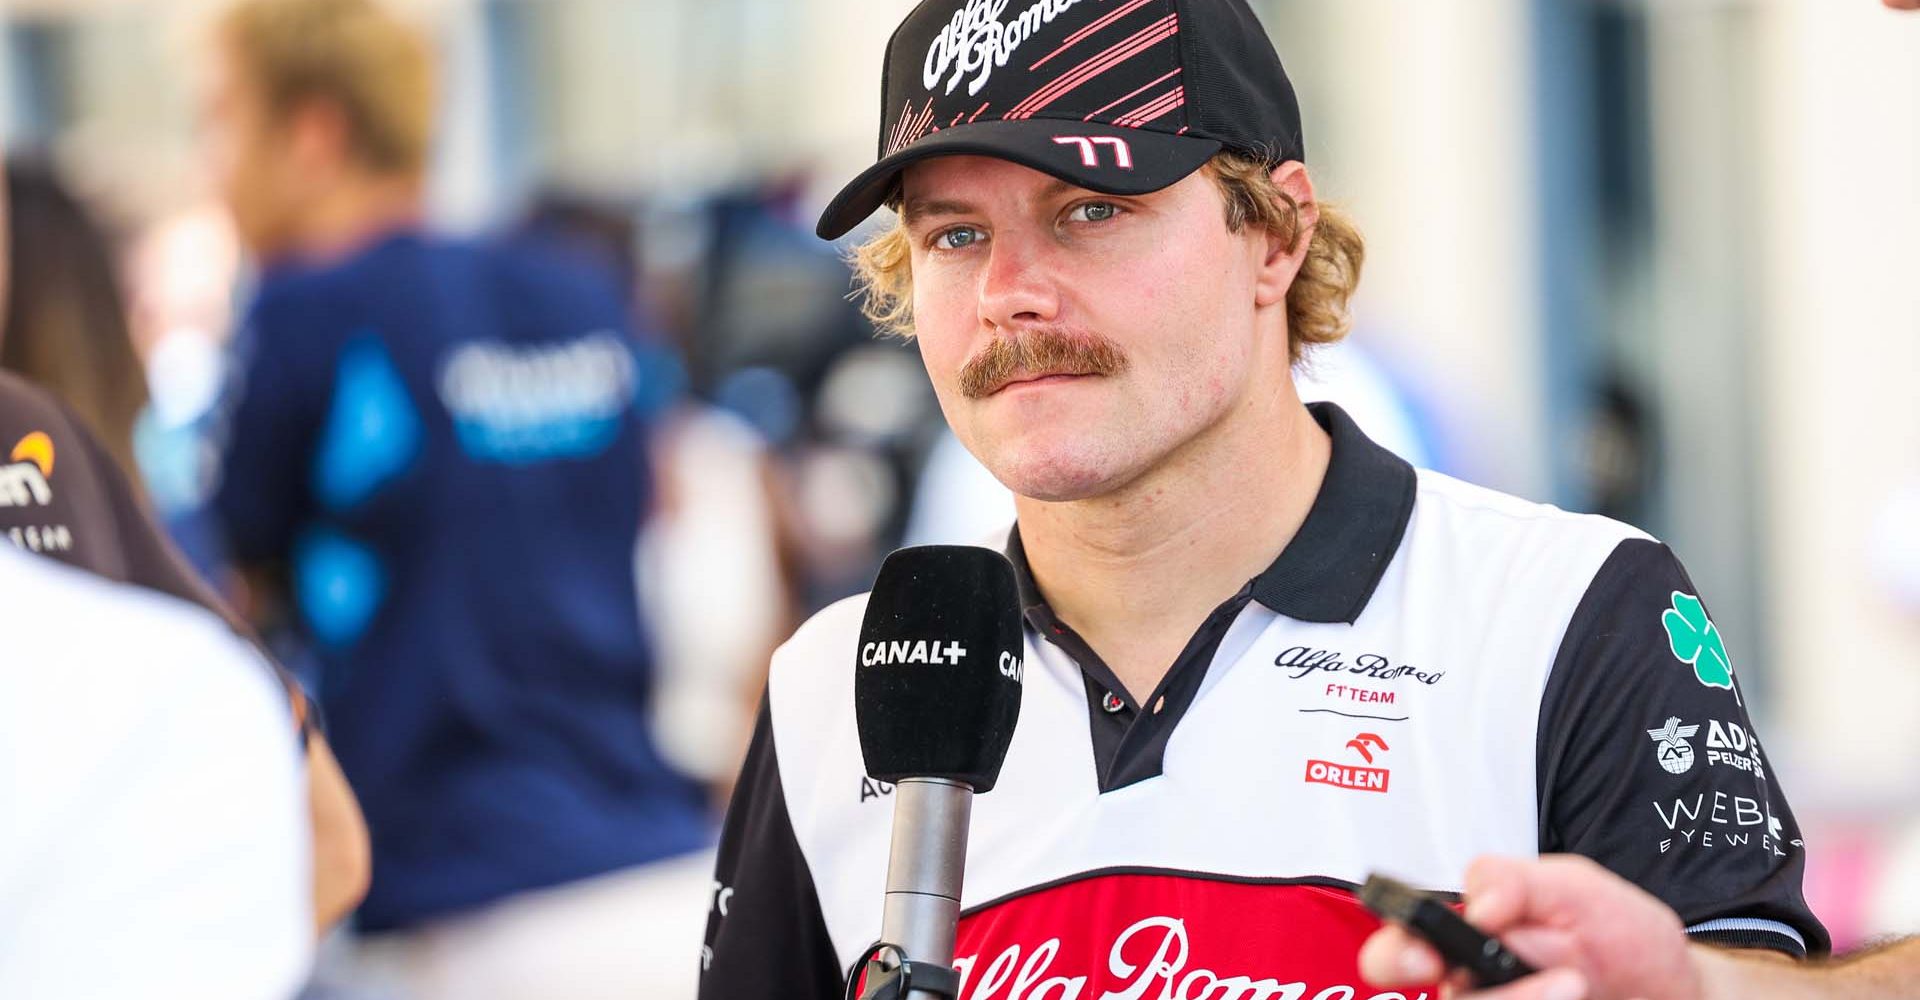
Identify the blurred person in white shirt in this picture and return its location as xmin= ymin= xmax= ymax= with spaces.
xmin=0 ymin=546 xmax=311 ymax=999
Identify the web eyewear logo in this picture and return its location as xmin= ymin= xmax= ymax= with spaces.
xmin=923 ymin=0 xmax=1090 ymax=98
xmin=1305 ymin=732 xmax=1391 ymax=793
xmin=1652 ymin=790 xmax=1800 ymax=857
xmin=1646 ymin=717 xmax=1700 ymax=775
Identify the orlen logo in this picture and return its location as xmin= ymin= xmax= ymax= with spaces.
xmin=0 ymin=432 xmax=55 ymax=508
xmin=1305 ymin=733 xmax=1391 ymax=793
xmin=862 ymin=639 xmax=969 ymax=666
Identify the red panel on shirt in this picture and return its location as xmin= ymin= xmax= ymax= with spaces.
xmin=951 ymin=872 xmax=1435 ymax=1000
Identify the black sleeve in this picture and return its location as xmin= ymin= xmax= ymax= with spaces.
xmin=700 ymin=697 xmax=844 ymax=1000
xmin=1537 ymin=538 xmax=1829 ymax=958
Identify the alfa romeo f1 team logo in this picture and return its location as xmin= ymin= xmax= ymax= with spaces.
xmin=1646 ymin=717 xmax=1700 ymax=775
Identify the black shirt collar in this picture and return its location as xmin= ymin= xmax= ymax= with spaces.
xmin=1006 ymin=401 xmax=1417 ymax=626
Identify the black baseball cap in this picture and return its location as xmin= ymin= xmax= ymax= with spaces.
xmin=816 ymin=0 xmax=1306 ymax=240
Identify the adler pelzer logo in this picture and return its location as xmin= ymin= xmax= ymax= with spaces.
xmin=1646 ymin=717 xmax=1700 ymax=775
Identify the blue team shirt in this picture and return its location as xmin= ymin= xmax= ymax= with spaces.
xmin=216 ymin=231 xmax=709 ymax=931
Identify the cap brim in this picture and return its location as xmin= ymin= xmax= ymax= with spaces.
xmin=815 ymin=119 xmax=1223 ymax=240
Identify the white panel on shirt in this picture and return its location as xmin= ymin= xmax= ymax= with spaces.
xmin=770 ymin=471 xmax=1646 ymax=972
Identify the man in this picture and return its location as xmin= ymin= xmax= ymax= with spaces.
xmin=0 ymin=544 xmax=311 ymax=999
xmin=700 ymin=1 xmax=1825 ymax=997
xmin=1358 ymin=855 xmax=1918 ymax=1000
xmin=204 ymin=1 xmax=710 ymax=995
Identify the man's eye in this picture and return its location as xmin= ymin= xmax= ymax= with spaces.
xmin=1068 ymin=202 xmax=1119 ymax=223
xmin=933 ymin=226 xmax=984 ymax=250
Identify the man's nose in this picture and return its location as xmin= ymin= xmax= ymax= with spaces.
xmin=976 ymin=229 xmax=1062 ymax=331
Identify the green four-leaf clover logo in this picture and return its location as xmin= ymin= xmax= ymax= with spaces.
xmin=1661 ymin=591 xmax=1733 ymax=690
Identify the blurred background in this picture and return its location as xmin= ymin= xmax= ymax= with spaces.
xmin=1 ymin=0 xmax=1915 ymax=972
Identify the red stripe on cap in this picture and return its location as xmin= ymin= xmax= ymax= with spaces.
xmin=968 ymin=101 xmax=991 ymax=123
xmin=887 ymin=99 xmax=922 ymax=153
xmin=1084 ymin=67 xmax=1180 ymax=121
xmin=1008 ymin=14 xmax=1177 ymax=120
xmin=912 ymin=102 xmax=938 ymax=148
xmin=886 ymin=102 xmax=906 ymax=151
xmin=889 ymin=99 xmax=940 ymax=155
xmin=1006 ymin=14 xmax=1178 ymax=121
xmin=1114 ymin=86 xmax=1183 ymax=127
xmin=1030 ymin=0 xmax=1157 ymax=71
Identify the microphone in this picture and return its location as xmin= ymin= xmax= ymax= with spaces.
xmin=852 ymin=545 xmax=1025 ymax=1000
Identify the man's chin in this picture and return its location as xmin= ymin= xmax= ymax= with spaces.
xmin=989 ymin=453 xmax=1135 ymax=505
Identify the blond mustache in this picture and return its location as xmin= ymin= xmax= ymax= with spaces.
xmin=958 ymin=330 xmax=1129 ymax=399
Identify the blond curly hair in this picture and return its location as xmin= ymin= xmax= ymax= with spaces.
xmin=850 ymin=152 xmax=1365 ymax=364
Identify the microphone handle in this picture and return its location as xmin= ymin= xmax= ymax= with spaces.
xmin=865 ymin=776 xmax=973 ymax=1000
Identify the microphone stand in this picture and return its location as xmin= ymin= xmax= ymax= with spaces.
xmin=856 ymin=777 xmax=973 ymax=1000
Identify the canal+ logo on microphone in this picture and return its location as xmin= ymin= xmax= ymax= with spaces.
xmin=859 ymin=638 xmax=1024 ymax=681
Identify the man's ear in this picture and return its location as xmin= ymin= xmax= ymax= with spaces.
xmin=1253 ymin=161 xmax=1318 ymax=309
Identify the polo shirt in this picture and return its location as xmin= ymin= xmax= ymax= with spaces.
xmin=214 ymin=230 xmax=708 ymax=931
xmin=699 ymin=402 xmax=1826 ymax=1000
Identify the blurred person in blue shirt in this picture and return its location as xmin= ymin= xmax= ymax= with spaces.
xmin=202 ymin=1 xmax=711 ymax=996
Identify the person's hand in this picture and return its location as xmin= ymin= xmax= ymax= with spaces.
xmin=1358 ymin=855 xmax=1704 ymax=1000
xmin=1887 ymin=0 xmax=1920 ymax=10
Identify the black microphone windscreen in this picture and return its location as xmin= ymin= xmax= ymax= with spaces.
xmin=855 ymin=545 xmax=1025 ymax=793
